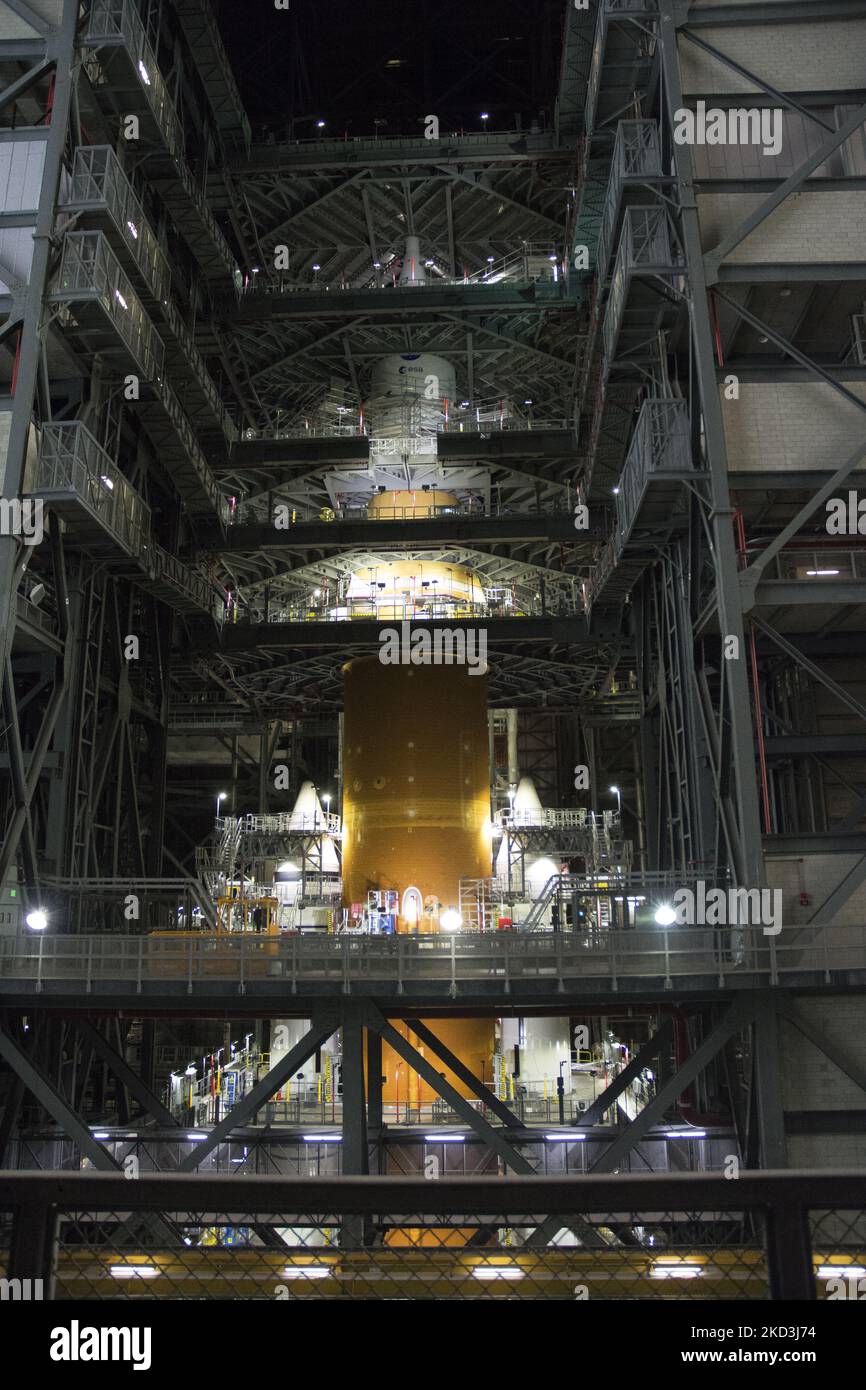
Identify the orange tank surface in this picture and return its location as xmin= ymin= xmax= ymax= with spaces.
xmin=343 ymin=657 xmax=494 ymax=1100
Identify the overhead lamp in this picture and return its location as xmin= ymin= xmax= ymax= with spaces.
xmin=654 ymin=904 xmax=676 ymax=927
xmin=651 ymin=1263 xmax=702 ymax=1280
xmin=25 ymin=909 xmax=48 ymax=931
xmin=114 ymin=289 xmax=128 ymax=310
xmin=100 ymin=475 xmax=114 ymax=490
xmin=486 ymin=256 xmax=495 ymax=263
xmin=316 ymin=120 xmax=326 ymax=128
xmin=186 ymin=1133 xmax=207 ymax=1141
xmin=480 ymin=112 xmax=490 ymax=122
xmin=818 ymin=1265 xmax=866 ymax=1279
xmin=424 ymin=1134 xmax=465 ymax=1143
xmin=440 ymin=908 xmax=462 ymax=931
xmin=137 ymin=61 xmax=151 ymax=86
xmin=549 ymin=254 xmax=558 ymax=262
xmin=111 ymin=1264 xmax=159 ymax=1280
xmin=612 ymin=485 xmax=620 ymax=495
xmin=472 ymin=1266 xmax=524 ymax=1280
xmin=302 ymin=1134 xmax=342 ymax=1142
xmin=282 ymin=1265 xmax=332 ymax=1279
xmin=806 ymin=569 xmax=839 ymax=577
xmin=544 ymin=1133 xmax=586 ymax=1141
xmin=126 ymin=219 xmax=138 ymax=240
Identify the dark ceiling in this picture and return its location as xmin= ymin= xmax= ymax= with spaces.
xmin=216 ymin=0 xmax=562 ymax=137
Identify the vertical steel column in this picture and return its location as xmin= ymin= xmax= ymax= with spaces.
xmin=753 ymin=996 xmax=788 ymax=1169
xmin=765 ymin=1203 xmax=816 ymax=1301
xmin=656 ymin=0 xmax=764 ymax=887
xmin=341 ymin=1011 xmax=368 ymax=1176
xmin=9 ymin=1198 xmax=57 ymax=1299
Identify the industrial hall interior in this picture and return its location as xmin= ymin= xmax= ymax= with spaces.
xmin=0 ymin=0 xmax=865 ymax=1306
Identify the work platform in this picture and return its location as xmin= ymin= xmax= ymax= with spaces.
xmin=1 ymin=925 xmax=863 ymax=1014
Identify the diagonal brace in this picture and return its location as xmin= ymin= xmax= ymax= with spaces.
xmin=578 ymin=1018 xmax=674 ymax=1127
xmin=0 ymin=1026 xmax=121 ymax=1172
xmin=405 ymin=1019 xmax=526 ymax=1129
xmin=74 ymin=1019 xmax=179 ymax=1129
xmin=778 ymin=1000 xmax=866 ymax=1098
xmin=176 ymin=1013 xmax=339 ymax=1171
xmin=704 ymin=100 xmax=866 ymax=281
xmin=361 ymin=1004 xmax=535 ymax=1174
xmin=751 ymin=619 xmax=866 ymax=725
xmin=590 ymin=997 xmax=755 ymax=1174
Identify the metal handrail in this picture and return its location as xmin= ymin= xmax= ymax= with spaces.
xmin=1 ymin=923 xmax=861 ymax=993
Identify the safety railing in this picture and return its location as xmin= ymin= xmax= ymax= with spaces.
xmin=155 ymin=377 xmax=226 ymax=518
xmin=231 ymin=588 xmax=577 ymax=626
xmin=217 ymin=813 xmax=342 ymax=837
xmin=603 ymin=207 xmax=680 ymax=365
xmin=28 ymin=422 xmax=151 ymax=560
xmin=1 ymin=1170 xmax=861 ymax=1299
xmin=227 ymin=498 xmax=574 ymax=526
xmin=52 ymin=231 xmax=166 ymax=383
xmin=585 ymin=1 xmax=656 ymax=139
xmin=145 ymin=541 xmax=224 ymax=621
xmin=161 ymin=299 xmax=238 ymax=443
xmin=65 ymin=146 xmax=172 ymax=305
xmin=2 ymin=923 xmax=864 ymax=995
xmin=239 ymin=272 xmax=570 ymax=299
xmin=83 ymin=0 xmax=183 ymax=158
xmin=496 ymin=809 xmax=622 ymax=831
xmin=753 ymin=547 xmax=866 ymax=584
xmin=597 ymin=121 xmax=663 ymax=277
xmin=239 ymin=414 xmax=572 ymax=443
xmin=614 ymin=397 xmax=692 ymax=540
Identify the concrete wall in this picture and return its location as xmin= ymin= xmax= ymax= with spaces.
xmin=697 ymin=189 xmax=865 ymax=264
xmin=721 ymin=382 xmax=866 ymax=473
xmin=679 ymin=21 xmax=866 ymax=96
xmin=781 ymin=997 xmax=866 ymax=1176
xmin=0 ymin=1 xmax=64 ymax=39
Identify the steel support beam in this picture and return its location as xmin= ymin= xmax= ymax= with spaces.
xmin=404 ymin=1019 xmax=526 ymax=1129
xmin=589 ymin=997 xmax=755 ymax=1174
xmin=0 ymin=0 xmax=77 ymax=677
xmin=778 ymin=1000 xmax=866 ymax=1100
xmin=752 ymin=618 xmax=866 ymax=725
xmin=361 ymin=1004 xmax=536 ymax=1175
xmin=176 ymin=1014 xmax=339 ymax=1171
xmin=658 ymin=0 xmax=765 ymax=886
xmin=578 ymin=1018 xmax=674 ymax=1128
xmin=704 ymin=101 xmax=866 ymax=282
xmin=0 ymin=1026 xmax=121 ymax=1171
xmin=341 ymin=1013 xmax=368 ymax=1176
xmin=73 ymin=1019 xmax=179 ymax=1129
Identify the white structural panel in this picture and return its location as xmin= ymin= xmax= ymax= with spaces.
xmin=0 ymin=140 xmax=45 ymax=293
